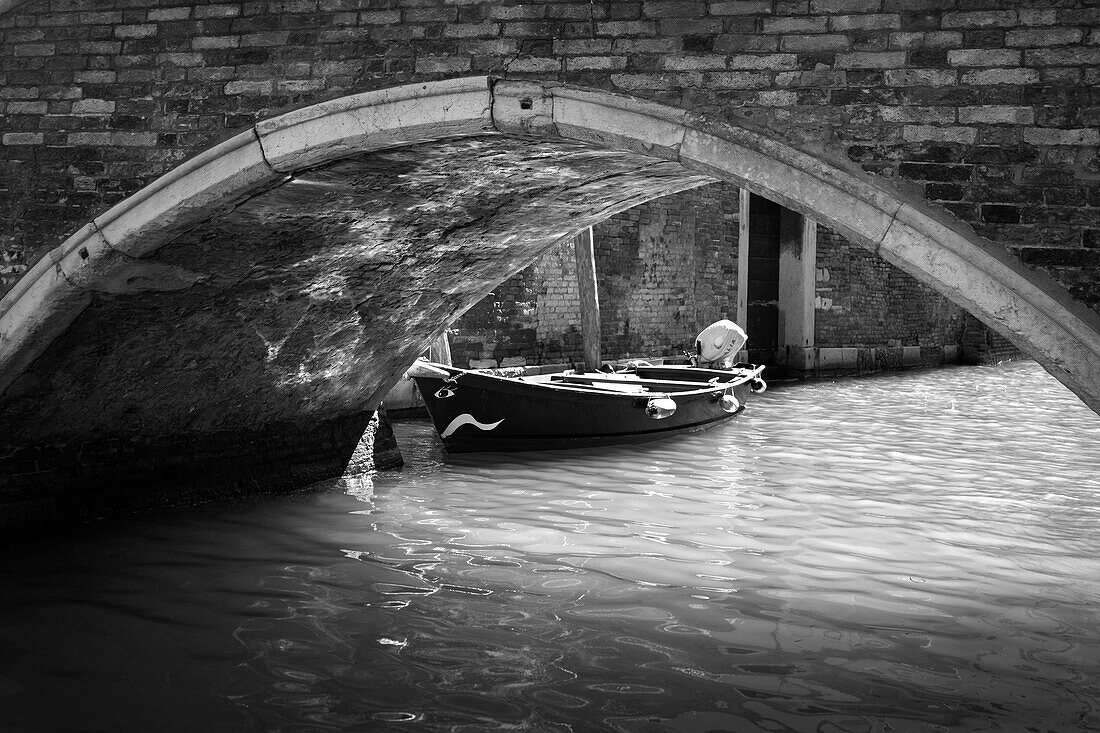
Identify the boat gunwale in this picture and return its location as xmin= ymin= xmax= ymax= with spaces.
xmin=410 ymin=360 xmax=764 ymax=400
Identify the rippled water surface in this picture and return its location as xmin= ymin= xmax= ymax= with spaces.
xmin=3 ymin=361 xmax=1100 ymax=732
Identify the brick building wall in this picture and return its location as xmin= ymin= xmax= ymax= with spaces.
xmin=451 ymin=185 xmax=980 ymax=371
xmin=452 ymin=183 xmax=740 ymax=368
xmin=815 ymin=226 xmax=968 ymax=350
xmin=1 ymin=0 xmax=1098 ymax=314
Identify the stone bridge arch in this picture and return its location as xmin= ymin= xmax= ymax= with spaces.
xmin=3 ymin=76 xmax=1099 ymax=414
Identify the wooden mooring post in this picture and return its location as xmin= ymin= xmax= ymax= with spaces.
xmin=573 ymin=226 xmax=601 ymax=372
xmin=429 ymin=330 xmax=452 ymax=366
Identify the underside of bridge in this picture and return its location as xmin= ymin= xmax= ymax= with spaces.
xmin=2 ymin=78 xmax=1099 ymax=530
xmin=2 ymin=136 xmax=709 ymax=445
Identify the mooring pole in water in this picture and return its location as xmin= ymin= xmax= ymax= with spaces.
xmin=429 ymin=331 xmax=452 ymax=366
xmin=573 ymin=226 xmax=601 ymax=372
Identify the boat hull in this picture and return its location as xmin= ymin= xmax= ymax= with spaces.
xmin=409 ymin=363 xmax=764 ymax=453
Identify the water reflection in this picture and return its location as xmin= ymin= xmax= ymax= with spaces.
xmin=1 ymin=361 xmax=1099 ymax=731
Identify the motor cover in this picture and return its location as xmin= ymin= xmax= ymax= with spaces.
xmin=695 ymin=320 xmax=748 ymax=366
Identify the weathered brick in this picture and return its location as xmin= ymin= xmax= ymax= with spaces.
xmin=505 ymin=56 xmax=562 ymax=73
xmin=405 ymin=7 xmax=458 ymax=23
xmin=781 ymin=33 xmax=849 ymax=52
xmin=836 ymin=51 xmax=906 ymax=68
xmin=193 ymin=4 xmax=240 ymax=19
xmin=756 ymin=90 xmax=799 ymax=105
xmin=889 ymin=31 xmax=963 ymax=49
xmin=831 ymin=14 xmax=902 ymax=32
xmin=115 ymin=24 xmax=157 ymax=39
xmin=714 ymin=34 xmax=779 ymax=53
xmin=487 ymin=5 xmax=544 ymax=21
xmin=6 ymin=101 xmax=48 ymax=114
xmin=566 ymin=56 xmax=629 ymax=71
xmin=662 ymin=55 xmax=726 ymax=70
xmin=1025 ymin=47 xmax=1100 ymax=67
xmin=1005 ymin=28 xmax=1082 ymax=47
xmin=761 ymin=17 xmax=828 ymax=34
xmin=554 ymin=38 xmax=614 ymax=54
xmin=415 ymin=56 xmax=472 ymax=74
xmin=14 ymin=43 xmax=55 ymax=56
xmin=961 ymin=68 xmax=1039 ymax=86
xmin=709 ymin=71 xmax=771 ymax=88
xmin=66 ymin=131 xmax=112 ymax=146
xmin=2 ymin=132 xmax=43 ymax=145
xmin=942 ymin=11 xmax=1018 ymax=29
xmin=443 ymin=22 xmax=499 ymax=38
xmin=598 ymin=20 xmax=658 ymax=36
xmin=241 ymin=31 xmax=290 ymax=46
xmin=643 ymin=1 xmax=706 ymax=18
xmin=71 ymin=99 xmax=116 ymax=115
xmin=613 ymin=37 xmax=683 ymax=53
xmin=732 ymin=53 xmax=799 ymax=70
xmin=708 ymin=1 xmax=771 ymax=15
xmin=957 ymin=105 xmax=1034 ymax=125
xmin=1019 ymin=9 xmax=1057 ymax=27
xmin=901 ymin=126 xmax=978 ymax=144
xmin=79 ymin=11 xmax=124 ymax=25
xmin=658 ymin=17 xmax=722 ymax=35
xmin=1023 ymin=128 xmax=1100 ymax=147
xmin=947 ymin=49 xmax=1022 ymax=67
xmin=0 ymin=86 xmax=40 ymax=100
xmin=811 ymin=0 xmax=881 ymax=12
xmin=148 ymin=8 xmax=192 ymax=21
xmin=611 ymin=72 xmax=692 ymax=90
xmin=880 ymin=106 xmax=955 ymax=124
xmin=224 ymin=80 xmax=274 ymax=95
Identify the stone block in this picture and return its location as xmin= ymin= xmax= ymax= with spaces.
xmin=817 ymin=347 xmax=859 ymax=369
xmin=93 ymin=130 xmax=282 ymax=258
xmin=552 ymin=86 xmax=689 ymax=161
xmin=257 ymin=77 xmax=493 ymax=173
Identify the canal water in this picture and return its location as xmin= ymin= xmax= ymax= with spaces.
xmin=2 ymin=360 xmax=1099 ymax=732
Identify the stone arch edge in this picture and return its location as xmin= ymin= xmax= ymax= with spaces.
xmin=1 ymin=75 xmax=1098 ymax=412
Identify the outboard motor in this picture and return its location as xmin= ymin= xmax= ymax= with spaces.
xmin=694 ymin=320 xmax=748 ymax=368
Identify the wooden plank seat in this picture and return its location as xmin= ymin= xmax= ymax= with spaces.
xmin=549 ymin=374 xmax=728 ymax=392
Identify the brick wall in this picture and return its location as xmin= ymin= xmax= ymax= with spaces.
xmin=451 ymin=182 xmax=740 ymax=367
xmin=815 ymin=225 xmax=968 ymax=351
xmin=1 ymin=0 xmax=1098 ymax=314
xmin=451 ymin=185 xmax=973 ymax=371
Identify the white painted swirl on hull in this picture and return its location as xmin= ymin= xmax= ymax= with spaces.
xmin=440 ymin=414 xmax=505 ymax=439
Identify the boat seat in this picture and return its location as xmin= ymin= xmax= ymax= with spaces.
xmin=551 ymin=374 xmax=727 ymax=391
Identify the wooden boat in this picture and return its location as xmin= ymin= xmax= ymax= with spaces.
xmin=406 ymin=321 xmax=766 ymax=453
